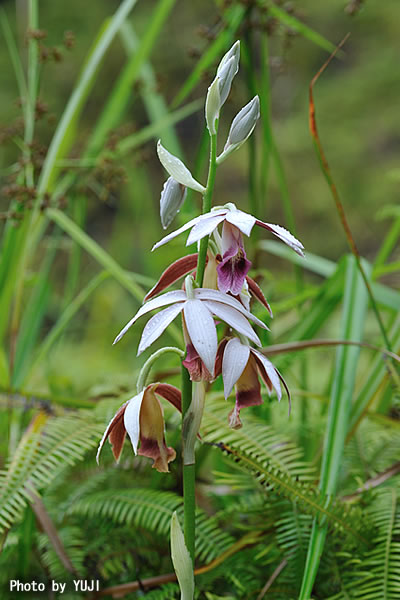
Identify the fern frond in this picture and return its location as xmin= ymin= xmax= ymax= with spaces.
xmin=202 ymin=398 xmax=315 ymax=482
xmin=0 ymin=413 xmax=103 ymax=534
xmin=352 ymin=487 xmax=400 ymax=600
xmin=69 ymin=488 xmax=234 ymax=564
xmin=201 ymin=402 xmax=364 ymax=542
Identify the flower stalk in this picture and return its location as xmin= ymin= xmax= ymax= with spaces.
xmin=181 ymin=362 xmax=195 ymax=563
xmin=196 ymin=130 xmax=218 ymax=287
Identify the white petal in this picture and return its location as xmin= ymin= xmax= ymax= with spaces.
xmin=225 ymin=209 xmax=256 ymax=236
xmin=152 ymin=211 xmax=226 ymax=251
xmin=222 ymin=338 xmax=250 ymax=399
xmin=258 ymin=221 xmax=305 ymax=257
xmin=183 ymin=299 xmax=217 ymax=376
xmin=202 ymin=301 xmax=261 ymax=346
xmin=113 ymin=290 xmax=186 ymax=344
xmin=195 ymin=288 xmax=268 ymax=330
xmin=252 ymin=349 xmax=282 ymax=401
xmin=138 ymin=303 xmax=184 ymax=355
xmin=186 ymin=213 xmax=226 ymax=246
xmin=123 ymin=392 xmax=145 ymax=454
xmin=157 ymin=140 xmax=206 ymax=194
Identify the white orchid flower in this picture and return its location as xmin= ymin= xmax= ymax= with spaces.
xmin=217 ymin=337 xmax=290 ymax=428
xmin=152 ymin=203 xmax=304 ymax=296
xmin=113 ymin=285 xmax=268 ymax=377
xmin=97 ymin=383 xmax=181 ymax=473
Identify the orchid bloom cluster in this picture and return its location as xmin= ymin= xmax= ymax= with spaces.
xmin=98 ymin=41 xmax=304 ymax=474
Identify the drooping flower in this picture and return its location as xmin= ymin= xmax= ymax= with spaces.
xmin=97 ymin=383 xmax=181 ymax=473
xmin=217 ymin=337 xmax=289 ymax=428
xmin=113 ymin=285 xmax=267 ymax=378
xmin=152 ymin=203 xmax=304 ymax=295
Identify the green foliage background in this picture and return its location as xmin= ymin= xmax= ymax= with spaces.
xmin=0 ymin=0 xmax=399 ymax=598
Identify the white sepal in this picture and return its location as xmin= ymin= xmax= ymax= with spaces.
xmin=170 ymin=512 xmax=194 ymax=600
xmin=202 ymin=301 xmax=261 ymax=347
xmin=160 ymin=177 xmax=187 ymax=229
xmin=157 ymin=141 xmax=206 ymax=194
xmin=252 ymin=349 xmax=282 ymax=401
xmin=259 ymin=222 xmax=305 ymax=257
xmin=113 ymin=290 xmax=186 ymax=345
xmin=222 ymin=338 xmax=250 ymax=399
xmin=194 ymin=288 xmax=268 ymax=330
xmin=137 ymin=303 xmax=185 ymax=355
xmin=225 ymin=209 xmax=257 ymax=237
xmin=183 ymin=299 xmax=217 ymax=376
xmin=123 ymin=392 xmax=145 ymax=454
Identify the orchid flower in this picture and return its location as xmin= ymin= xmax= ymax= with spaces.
xmin=113 ymin=283 xmax=268 ymax=377
xmin=96 ymin=383 xmax=181 ymax=473
xmin=217 ymin=337 xmax=289 ymax=429
xmin=152 ymin=203 xmax=304 ymax=295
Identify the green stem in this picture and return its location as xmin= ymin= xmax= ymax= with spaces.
xmin=181 ymin=363 xmax=195 ymax=562
xmin=196 ymin=131 xmax=218 ymax=287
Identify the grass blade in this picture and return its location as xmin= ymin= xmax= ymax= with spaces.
xmin=299 ymin=255 xmax=371 ymax=598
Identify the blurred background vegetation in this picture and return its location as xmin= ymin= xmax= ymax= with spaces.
xmin=0 ymin=0 xmax=399 ymax=598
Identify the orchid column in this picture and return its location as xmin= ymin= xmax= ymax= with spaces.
xmin=98 ymin=40 xmax=304 ymax=599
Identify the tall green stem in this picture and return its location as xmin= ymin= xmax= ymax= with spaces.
xmin=181 ymin=364 xmax=195 ymax=562
xmin=181 ymin=127 xmax=218 ymax=570
xmin=196 ymin=132 xmax=218 ymax=287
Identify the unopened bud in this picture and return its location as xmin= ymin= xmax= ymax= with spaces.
xmin=217 ymin=96 xmax=260 ymax=164
xmin=160 ymin=177 xmax=187 ymax=229
xmin=157 ymin=140 xmax=206 ymax=194
xmin=205 ymin=42 xmax=240 ymax=131
xmin=170 ymin=512 xmax=194 ymax=600
xmin=205 ymin=75 xmax=221 ymax=135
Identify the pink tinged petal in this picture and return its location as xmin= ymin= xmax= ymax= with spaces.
xmin=123 ymin=391 xmax=145 ymax=455
xmin=255 ymin=220 xmax=305 ymax=257
xmin=183 ymin=299 xmax=218 ymax=376
xmin=113 ymin=290 xmax=186 ymax=345
xmin=246 ymin=276 xmax=273 ymax=318
xmin=154 ymin=383 xmax=182 ymax=412
xmin=182 ymin=343 xmax=213 ymax=382
xmin=137 ymin=303 xmax=184 ymax=355
xmin=202 ymin=300 xmax=261 ymax=346
xmin=195 ymin=288 xmax=269 ymax=330
xmin=144 ymin=254 xmax=199 ymax=301
xmin=251 ymin=349 xmax=282 ymax=401
xmin=222 ymin=338 xmax=250 ymax=399
xmin=138 ymin=386 xmax=176 ymax=473
xmin=186 ymin=214 xmax=227 ymax=246
xmin=229 ymin=356 xmax=262 ymax=428
xmin=214 ymin=338 xmax=228 ymax=378
xmin=225 ymin=210 xmax=256 ymax=236
xmin=96 ymin=401 xmax=128 ymax=464
xmin=152 ymin=210 xmax=227 ymax=251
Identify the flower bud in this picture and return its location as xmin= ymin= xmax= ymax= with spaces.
xmin=159 ymin=177 xmax=187 ymax=229
xmin=217 ymin=96 xmax=260 ymax=164
xmin=170 ymin=512 xmax=194 ymax=600
xmin=205 ymin=42 xmax=240 ymax=131
xmin=157 ymin=140 xmax=206 ymax=194
xmin=205 ymin=75 xmax=221 ymax=135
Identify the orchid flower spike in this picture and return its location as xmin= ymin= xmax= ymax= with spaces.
xmin=152 ymin=203 xmax=304 ymax=296
xmin=113 ymin=284 xmax=268 ymax=377
xmin=97 ymin=383 xmax=181 ymax=473
xmin=217 ymin=337 xmax=290 ymax=429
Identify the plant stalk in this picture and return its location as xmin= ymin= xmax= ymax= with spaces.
xmin=196 ymin=131 xmax=218 ymax=287
xmin=181 ymin=363 xmax=195 ymax=563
